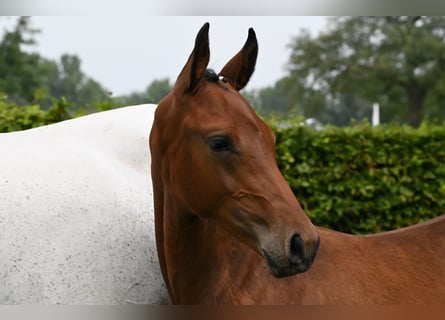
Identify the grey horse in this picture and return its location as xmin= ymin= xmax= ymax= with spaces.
xmin=0 ymin=105 xmax=169 ymax=304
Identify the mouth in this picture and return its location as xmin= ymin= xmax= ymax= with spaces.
xmin=262 ymin=249 xmax=314 ymax=278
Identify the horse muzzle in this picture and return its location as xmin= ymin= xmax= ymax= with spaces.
xmin=262 ymin=235 xmax=320 ymax=278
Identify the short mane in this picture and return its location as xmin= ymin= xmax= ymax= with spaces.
xmin=205 ymin=69 xmax=219 ymax=83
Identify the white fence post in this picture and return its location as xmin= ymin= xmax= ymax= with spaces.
xmin=372 ymin=102 xmax=380 ymax=127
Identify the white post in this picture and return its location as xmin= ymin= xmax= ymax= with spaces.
xmin=372 ymin=102 xmax=380 ymax=127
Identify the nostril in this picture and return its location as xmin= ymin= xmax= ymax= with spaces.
xmin=289 ymin=233 xmax=305 ymax=263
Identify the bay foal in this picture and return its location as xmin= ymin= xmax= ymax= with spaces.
xmin=149 ymin=23 xmax=445 ymax=304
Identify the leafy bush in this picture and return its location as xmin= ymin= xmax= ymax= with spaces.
xmin=0 ymin=95 xmax=116 ymax=133
xmin=0 ymin=95 xmax=71 ymax=132
xmin=271 ymin=119 xmax=445 ymax=234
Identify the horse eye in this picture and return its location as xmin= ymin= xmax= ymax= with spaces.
xmin=208 ymin=136 xmax=233 ymax=152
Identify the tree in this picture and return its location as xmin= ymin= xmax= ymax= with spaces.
xmin=247 ymin=78 xmax=293 ymax=116
xmin=117 ymin=78 xmax=172 ymax=106
xmin=319 ymin=93 xmax=372 ymax=126
xmin=285 ymin=16 xmax=445 ymax=126
xmin=0 ymin=17 xmax=111 ymax=111
xmin=0 ymin=17 xmax=43 ymax=104
xmin=146 ymin=78 xmax=172 ymax=103
xmin=44 ymin=54 xmax=110 ymax=111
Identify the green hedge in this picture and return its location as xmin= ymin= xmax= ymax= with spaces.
xmin=271 ymin=121 xmax=445 ymax=234
xmin=0 ymin=96 xmax=71 ymax=133
xmin=0 ymin=95 xmax=115 ymax=133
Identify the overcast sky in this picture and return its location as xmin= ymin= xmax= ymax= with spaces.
xmin=2 ymin=16 xmax=329 ymax=96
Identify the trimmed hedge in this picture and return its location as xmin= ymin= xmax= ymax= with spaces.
xmin=271 ymin=121 xmax=445 ymax=234
xmin=0 ymin=97 xmax=71 ymax=133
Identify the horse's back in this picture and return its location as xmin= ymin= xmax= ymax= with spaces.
xmin=307 ymin=216 xmax=445 ymax=304
xmin=1 ymin=104 xmax=154 ymax=170
xmin=0 ymin=105 xmax=169 ymax=304
xmin=365 ymin=214 xmax=445 ymax=247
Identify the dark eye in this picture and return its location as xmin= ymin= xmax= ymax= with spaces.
xmin=208 ymin=136 xmax=233 ymax=152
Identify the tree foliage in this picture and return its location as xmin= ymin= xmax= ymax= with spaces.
xmin=0 ymin=17 xmax=43 ymax=104
xmin=41 ymin=54 xmax=111 ymax=111
xmin=246 ymin=79 xmax=292 ymax=116
xmin=0 ymin=17 xmax=173 ymax=114
xmin=116 ymin=78 xmax=172 ymax=106
xmin=0 ymin=17 xmax=112 ymax=111
xmin=285 ymin=16 xmax=445 ymax=126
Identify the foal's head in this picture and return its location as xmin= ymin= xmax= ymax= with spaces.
xmin=151 ymin=23 xmax=319 ymax=278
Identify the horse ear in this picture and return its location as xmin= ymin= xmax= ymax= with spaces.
xmin=174 ymin=23 xmax=210 ymax=95
xmin=219 ymin=28 xmax=258 ymax=91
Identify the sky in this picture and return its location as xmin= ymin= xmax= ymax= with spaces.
xmin=1 ymin=16 xmax=329 ymax=96
xmin=2 ymin=0 xmax=437 ymax=15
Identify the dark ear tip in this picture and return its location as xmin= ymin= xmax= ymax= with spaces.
xmin=202 ymin=22 xmax=210 ymax=33
xmin=246 ymin=28 xmax=258 ymax=51
xmin=195 ymin=23 xmax=210 ymax=44
xmin=248 ymin=28 xmax=256 ymax=39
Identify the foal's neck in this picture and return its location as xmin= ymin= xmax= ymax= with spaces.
xmin=163 ymin=204 xmax=260 ymax=304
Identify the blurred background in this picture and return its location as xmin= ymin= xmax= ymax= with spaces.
xmin=2 ymin=16 xmax=445 ymax=131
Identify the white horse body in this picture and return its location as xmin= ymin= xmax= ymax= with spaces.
xmin=0 ymin=104 xmax=169 ymax=304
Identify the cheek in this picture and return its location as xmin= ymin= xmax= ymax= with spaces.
xmin=171 ymin=151 xmax=228 ymax=214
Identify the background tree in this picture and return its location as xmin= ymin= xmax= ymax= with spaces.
xmin=246 ymin=78 xmax=292 ymax=116
xmin=117 ymin=78 xmax=172 ymax=106
xmin=320 ymin=93 xmax=372 ymax=126
xmin=0 ymin=17 xmax=43 ymax=104
xmin=43 ymin=54 xmax=111 ymax=111
xmin=0 ymin=17 xmax=111 ymax=112
xmin=285 ymin=16 xmax=445 ymax=126
xmin=146 ymin=78 xmax=172 ymax=103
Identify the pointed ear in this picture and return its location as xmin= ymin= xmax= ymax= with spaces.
xmin=219 ymin=28 xmax=258 ymax=91
xmin=174 ymin=23 xmax=210 ymax=95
